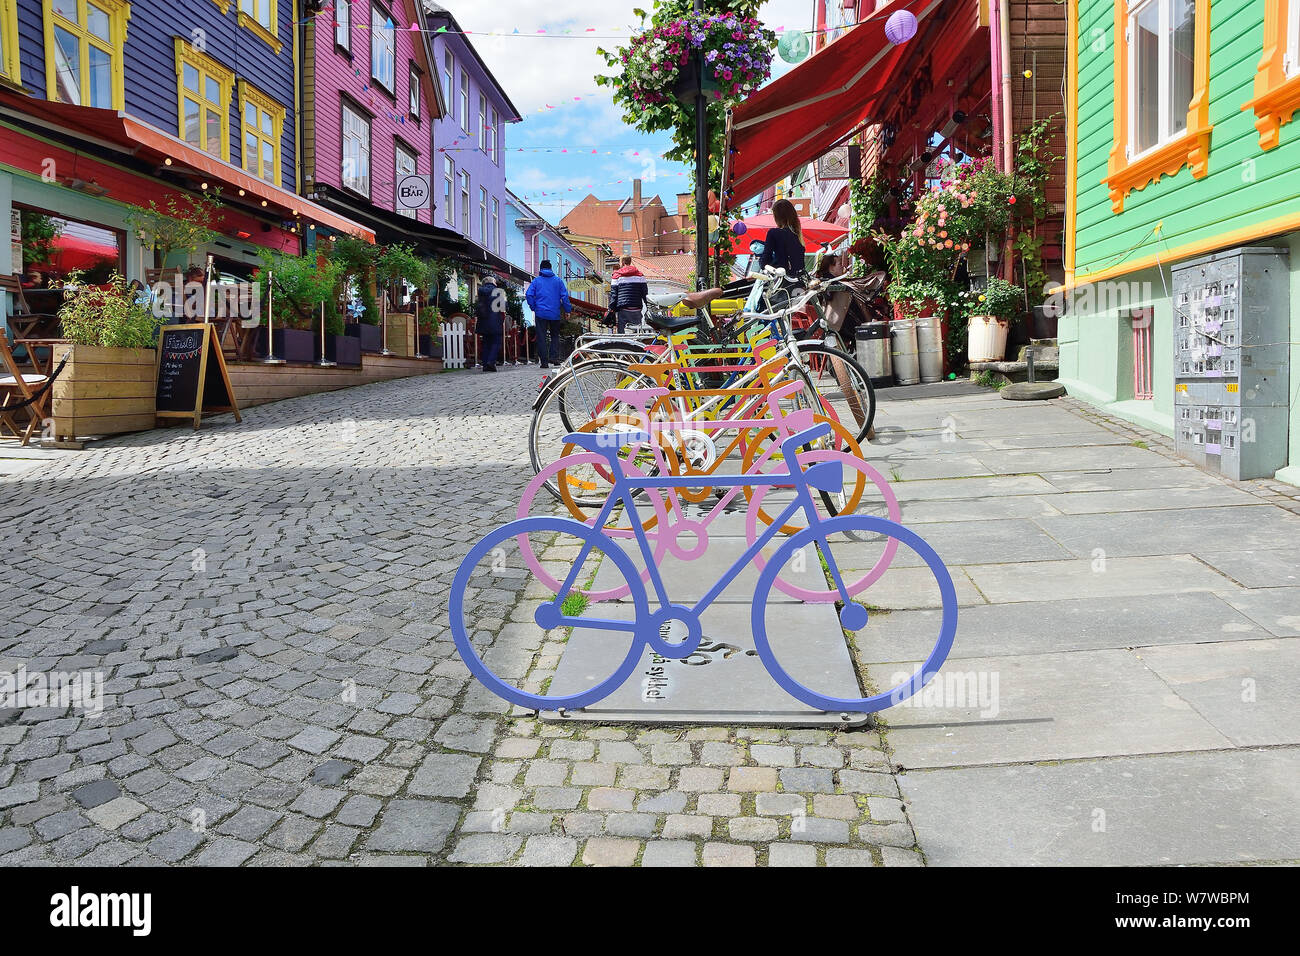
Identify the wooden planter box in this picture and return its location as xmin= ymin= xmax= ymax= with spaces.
xmin=384 ymin=311 xmax=417 ymax=357
xmin=50 ymin=344 xmax=157 ymax=442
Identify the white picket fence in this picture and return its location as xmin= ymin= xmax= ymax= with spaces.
xmin=441 ymin=320 xmax=468 ymax=369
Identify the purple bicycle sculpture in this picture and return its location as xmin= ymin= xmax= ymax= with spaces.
xmin=449 ymin=419 xmax=958 ymax=716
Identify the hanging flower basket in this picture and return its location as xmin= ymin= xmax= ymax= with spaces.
xmin=619 ymin=13 xmax=775 ymax=108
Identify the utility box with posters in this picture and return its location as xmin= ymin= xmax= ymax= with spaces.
xmin=1172 ymin=247 xmax=1290 ymax=480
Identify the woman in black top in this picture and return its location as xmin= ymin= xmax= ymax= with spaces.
xmin=757 ymin=198 xmax=806 ymax=275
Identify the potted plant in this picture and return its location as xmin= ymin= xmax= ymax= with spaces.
xmin=50 ymin=271 xmax=162 ymax=441
xmin=964 ymin=277 xmax=1023 ymax=362
xmin=418 ymin=307 xmax=440 ymax=359
xmin=376 ymin=243 xmax=425 ymax=357
xmin=254 ymin=250 xmax=341 ymax=364
xmin=124 ymin=191 xmax=223 ymax=272
xmin=328 ymin=234 xmax=383 ymax=353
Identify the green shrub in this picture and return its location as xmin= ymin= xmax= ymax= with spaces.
xmin=256 ymin=251 xmax=342 ymax=330
xmin=58 ymin=272 xmax=161 ymax=350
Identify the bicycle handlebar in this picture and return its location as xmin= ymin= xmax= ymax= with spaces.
xmin=564 ymin=430 xmax=653 ymax=459
xmin=781 ymin=422 xmax=833 ymax=462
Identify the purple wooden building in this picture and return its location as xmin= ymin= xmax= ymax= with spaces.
xmin=423 ymin=2 xmax=520 ymax=272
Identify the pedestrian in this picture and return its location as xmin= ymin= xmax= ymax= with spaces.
xmin=525 ymin=258 xmax=571 ymax=370
xmin=758 ymin=198 xmax=807 ymax=276
xmin=476 ymin=273 xmax=504 ymax=372
xmin=609 ymin=255 xmax=649 ymax=333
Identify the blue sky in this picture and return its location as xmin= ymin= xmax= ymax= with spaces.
xmin=453 ymin=0 xmax=815 ymax=224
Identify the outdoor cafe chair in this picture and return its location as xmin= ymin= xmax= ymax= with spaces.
xmin=0 ymin=327 xmax=52 ymax=445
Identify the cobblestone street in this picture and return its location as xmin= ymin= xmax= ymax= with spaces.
xmin=0 ymin=368 xmax=914 ymax=867
xmin=3 ymin=368 xmax=1297 ymax=867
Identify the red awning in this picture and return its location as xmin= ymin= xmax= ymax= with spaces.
xmin=724 ymin=0 xmax=949 ymax=207
xmin=0 ymin=90 xmax=375 ymax=242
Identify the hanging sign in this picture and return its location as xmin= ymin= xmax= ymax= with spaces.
xmin=396 ymin=174 xmax=432 ymax=210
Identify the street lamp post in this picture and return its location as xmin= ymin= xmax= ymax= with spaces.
xmin=694 ymin=0 xmax=709 ymax=291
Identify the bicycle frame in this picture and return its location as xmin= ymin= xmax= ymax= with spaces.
xmin=543 ymin=422 xmax=862 ymax=661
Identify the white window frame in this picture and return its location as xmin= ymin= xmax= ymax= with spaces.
xmin=335 ymin=0 xmax=350 ymax=50
xmin=479 ymin=187 xmax=488 ymax=244
xmin=442 ymin=51 xmax=453 ymax=111
xmin=341 ymin=101 xmax=370 ymax=196
xmin=491 ymin=198 xmax=500 ymax=252
xmin=459 ymin=70 xmax=469 ymax=132
xmin=443 ymin=155 xmax=455 ymax=224
xmin=622 ymin=215 xmax=632 ymax=233
xmin=461 ymin=170 xmax=471 ymax=236
xmin=478 ymin=93 xmax=487 ymax=151
xmin=395 ymin=143 xmax=417 ymax=219
xmin=370 ymin=4 xmax=395 ymax=92
xmin=489 ymin=108 xmax=499 ymax=163
xmin=1125 ymin=0 xmax=1194 ymax=160
xmin=409 ymin=63 xmax=420 ymax=117
xmin=1287 ymin=0 xmax=1300 ymax=78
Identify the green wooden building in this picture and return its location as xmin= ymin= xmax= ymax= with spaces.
xmin=1063 ymin=0 xmax=1300 ymax=485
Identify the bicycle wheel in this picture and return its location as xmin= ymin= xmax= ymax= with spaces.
xmin=744 ymin=449 xmax=901 ymax=600
xmin=450 ymin=517 xmax=652 ymax=711
xmin=528 ymin=361 xmax=655 ymax=481
xmin=796 ymin=343 xmax=876 ymax=443
xmin=750 ymin=515 xmax=958 ymax=714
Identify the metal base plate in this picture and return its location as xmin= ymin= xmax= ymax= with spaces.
xmin=542 ymin=602 xmax=872 ymax=728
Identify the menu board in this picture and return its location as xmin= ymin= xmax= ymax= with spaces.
xmin=154 ymin=324 xmax=241 ymax=429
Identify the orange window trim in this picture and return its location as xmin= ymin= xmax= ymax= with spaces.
xmin=1242 ymin=0 xmax=1300 ymax=149
xmin=1104 ymin=0 xmax=1213 ymax=213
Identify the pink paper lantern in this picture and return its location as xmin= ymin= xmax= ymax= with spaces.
xmin=885 ymin=10 xmax=918 ymax=44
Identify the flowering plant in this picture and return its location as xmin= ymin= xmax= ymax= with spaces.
xmin=615 ymin=13 xmax=774 ymax=107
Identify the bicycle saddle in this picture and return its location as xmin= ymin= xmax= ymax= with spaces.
xmin=647 ymin=288 xmax=725 ymax=310
xmin=644 ymin=310 xmax=704 ymax=333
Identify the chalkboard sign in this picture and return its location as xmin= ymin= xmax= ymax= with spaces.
xmin=155 ymin=324 xmax=241 ymax=429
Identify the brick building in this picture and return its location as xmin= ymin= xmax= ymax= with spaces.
xmin=560 ymin=179 xmax=691 ymax=260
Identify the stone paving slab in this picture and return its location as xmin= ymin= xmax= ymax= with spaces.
xmin=1218 ymin=588 xmax=1300 ymax=637
xmin=900 ymin=749 xmax=1300 ymax=866
xmin=1192 ymin=548 xmax=1300 ymax=588
xmin=1138 ymin=639 xmax=1300 ymax=747
xmin=1042 ymin=485 xmax=1265 ymax=515
xmin=1033 ymin=505 xmax=1300 ymax=558
xmin=871 ymin=648 xmax=1233 ymax=770
xmin=545 ymin=601 xmax=866 ymax=727
xmin=975 ymin=443 xmax=1179 ymax=474
xmin=1039 ymin=466 xmax=1224 ymax=493
xmin=962 ymin=554 xmax=1239 ymax=604
xmin=856 ymin=592 xmax=1273 ymax=662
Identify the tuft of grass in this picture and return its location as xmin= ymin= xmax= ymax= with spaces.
xmin=1131 ymin=440 xmax=1149 ymax=449
xmin=973 ymin=370 xmax=1007 ymax=390
xmin=559 ymin=591 xmax=589 ymax=617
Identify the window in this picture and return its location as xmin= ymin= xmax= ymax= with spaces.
xmin=396 ymin=144 xmax=417 ymax=219
xmin=341 ymin=100 xmax=371 ymax=195
xmin=335 ymin=0 xmax=350 ymax=51
xmin=479 ymin=187 xmax=488 ymax=243
xmin=240 ymin=81 xmax=284 ymax=185
xmin=622 ymin=243 xmax=632 ymax=256
xmin=478 ymin=94 xmax=486 ymax=150
xmin=542 ymin=242 xmax=549 ymax=265
xmin=443 ymin=155 xmax=455 ymax=223
xmin=460 ymin=170 xmax=470 ymax=236
xmin=2 ymin=0 xmax=20 ymax=83
xmin=175 ymin=39 xmax=234 ymax=160
xmin=408 ymin=63 xmax=420 ymax=117
xmin=459 ymin=70 xmax=469 ymax=131
xmin=1244 ymin=0 xmax=1300 ymax=150
xmin=43 ymin=0 xmax=129 ymax=110
xmin=238 ymin=0 xmax=280 ymax=53
xmin=622 ymin=215 xmax=632 ymax=232
xmin=1128 ymin=0 xmax=1195 ymax=156
xmin=491 ymin=198 xmax=500 ymax=253
xmin=442 ymin=51 xmax=453 ymax=111
xmin=1104 ymin=0 xmax=1210 ymax=212
xmin=1290 ymin=0 xmax=1300 ymax=76
xmin=489 ymin=108 xmax=499 ymax=163
xmin=371 ymin=5 xmax=395 ymax=91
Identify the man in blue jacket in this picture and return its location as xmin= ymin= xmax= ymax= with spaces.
xmin=525 ymin=259 xmax=572 ymax=370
